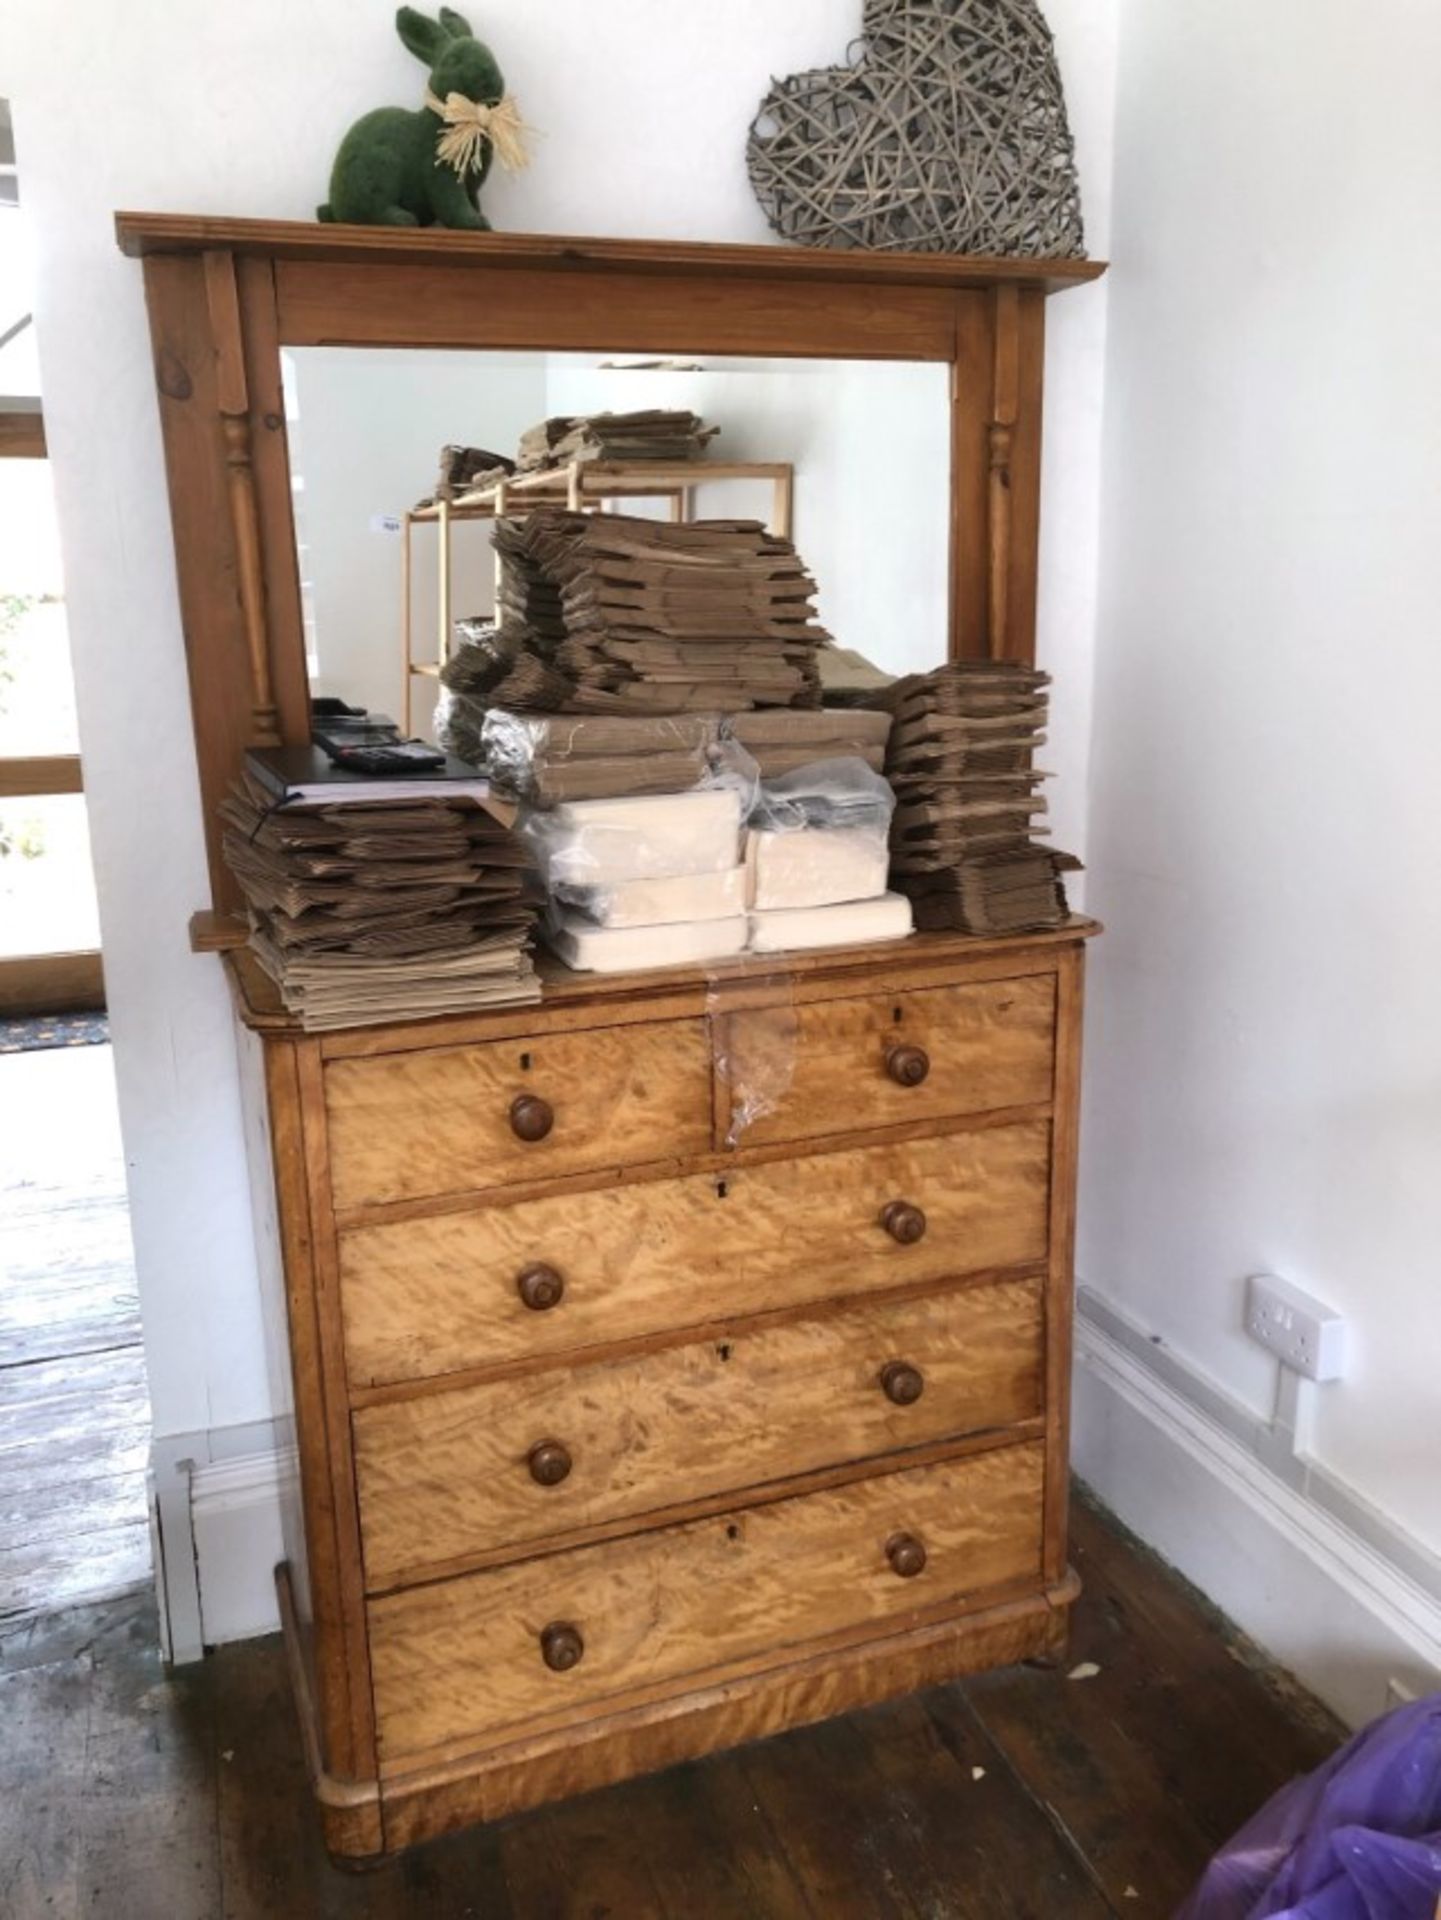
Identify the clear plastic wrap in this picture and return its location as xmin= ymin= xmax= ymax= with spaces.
xmin=705 ymin=756 xmax=906 ymax=1139
xmin=524 ymin=787 xmax=744 ymax=889
xmin=706 ymin=969 xmax=799 ymax=1148
xmin=481 ymin=710 xmax=720 ymax=804
xmin=747 ymin=892 xmax=913 ymax=953
xmin=744 ymin=754 xmax=897 ymax=914
xmin=746 ymin=825 xmax=890 ymax=912
xmin=547 ymin=910 xmax=749 ymax=974
xmin=434 ymin=621 xmax=526 ymax=766
xmin=749 ymin=755 xmax=897 ymax=835
xmin=518 ymin=745 xmax=908 ymax=1141
xmin=557 ymin=865 xmax=748 ymax=930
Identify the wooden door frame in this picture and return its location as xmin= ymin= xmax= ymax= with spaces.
xmin=115 ymin=215 xmax=1105 ymax=940
xmin=0 ymin=405 xmax=104 ymax=1015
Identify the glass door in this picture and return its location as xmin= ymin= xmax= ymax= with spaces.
xmin=0 ymin=138 xmax=103 ymax=1018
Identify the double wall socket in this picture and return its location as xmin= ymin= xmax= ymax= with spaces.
xmin=1245 ymin=1273 xmax=1347 ymax=1381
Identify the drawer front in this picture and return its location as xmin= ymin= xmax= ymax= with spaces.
xmin=354 ymin=1278 xmax=1044 ymax=1587
xmin=324 ymin=1019 xmax=712 ymax=1211
xmin=340 ymin=1120 xmax=1052 ymax=1388
xmin=370 ymin=1441 xmax=1044 ymax=1762
xmin=720 ymin=973 xmax=1056 ymax=1148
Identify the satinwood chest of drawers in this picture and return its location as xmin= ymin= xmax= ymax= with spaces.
xmin=231 ymin=921 xmax=1094 ymax=1862
xmin=118 ymin=212 xmax=1109 ymax=1867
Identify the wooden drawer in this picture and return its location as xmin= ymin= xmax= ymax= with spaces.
xmin=324 ymin=1019 xmax=711 ymax=1211
xmin=369 ymin=1441 xmax=1044 ymax=1763
xmin=717 ymin=973 xmax=1056 ymax=1148
xmin=340 ymin=1120 xmax=1052 ymax=1389
xmin=354 ymin=1278 xmax=1044 ymax=1587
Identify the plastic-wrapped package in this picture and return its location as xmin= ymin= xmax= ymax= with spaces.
xmin=547 ymin=910 xmax=748 ymax=974
xmin=481 ymin=709 xmax=720 ymax=804
xmin=750 ymin=755 xmax=896 ymax=835
xmin=558 ymin=865 xmax=747 ymax=929
xmin=745 ymin=825 xmax=890 ymax=911
xmin=741 ymin=754 xmax=896 ymax=911
xmin=525 ymin=788 xmax=744 ymax=888
xmin=1177 ymin=1692 xmax=1441 ymax=1919
xmin=748 ymin=892 xmax=913 ymax=953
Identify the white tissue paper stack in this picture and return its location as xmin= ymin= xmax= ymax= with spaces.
xmin=531 ymin=789 xmax=749 ymax=972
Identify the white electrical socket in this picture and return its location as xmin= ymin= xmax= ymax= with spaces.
xmin=1245 ymin=1273 xmax=1347 ymax=1382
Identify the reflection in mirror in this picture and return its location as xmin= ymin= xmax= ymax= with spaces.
xmin=282 ymin=349 xmax=951 ymax=742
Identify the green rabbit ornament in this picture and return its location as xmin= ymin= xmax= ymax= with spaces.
xmin=318 ymin=7 xmax=528 ymax=229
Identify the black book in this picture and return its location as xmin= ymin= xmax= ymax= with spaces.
xmin=244 ymin=745 xmax=492 ymax=809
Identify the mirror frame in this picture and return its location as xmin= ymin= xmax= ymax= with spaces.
xmin=116 ymin=215 xmax=1104 ymax=936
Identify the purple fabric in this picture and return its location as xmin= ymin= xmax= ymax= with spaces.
xmin=1177 ymin=1695 xmax=1441 ymax=1919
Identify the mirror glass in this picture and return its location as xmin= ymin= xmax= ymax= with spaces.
xmin=283 ymin=348 xmax=951 ymax=740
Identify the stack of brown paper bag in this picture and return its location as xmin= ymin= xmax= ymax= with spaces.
xmin=882 ymin=663 xmax=1079 ymax=934
xmin=220 ymin=771 xmax=540 ymax=1029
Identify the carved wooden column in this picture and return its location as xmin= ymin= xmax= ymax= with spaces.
xmin=203 ymin=249 xmax=281 ymax=747
xmin=988 ymin=283 xmax=1021 ymax=661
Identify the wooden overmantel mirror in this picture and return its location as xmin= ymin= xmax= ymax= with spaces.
xmin=114 ymin=215 xmax=1104 ymax=951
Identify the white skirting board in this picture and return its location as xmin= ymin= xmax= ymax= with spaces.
xmin=189 ymin=1448 xmax=288 ymax=1647
xmin=1074 ymin=1287 xmax=1441 ymax=1729
xmin=156 ymin=1295 xmax=1441 ymax=1710
xmin=150 ymin=1424 xmax=287 ymax=1662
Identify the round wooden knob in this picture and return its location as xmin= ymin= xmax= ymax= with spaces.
xmin=527 ymin=1439 xmax=572 ymax=1487
xmin=886 ymin=1044 xmax=931 ymax=1088
xmin=517 ymin=1263 xmax=565 ymax=1312
xmin=539 ymin=1621 xmax=584 ymax=1672
xmin=879 ymin=1360 xmax=925 ymax=1407
xmin=510 ymin=1094 xmax=554 ymax=1143
xmin=881 ymin=1200 xmax=927 ymax=1245
xmin=886 ymin=1532 xmax=928 ymax=1579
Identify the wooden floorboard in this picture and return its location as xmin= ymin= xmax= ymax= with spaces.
xmin=0 ymin=1044 xmax=151 ymax=1622
xmin=959 ymin=1494 xmax=1344 ymax=1917
xmin=0 ymin=1495 xmax=1346 ymax=1920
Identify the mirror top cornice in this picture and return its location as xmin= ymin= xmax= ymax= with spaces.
xmin=114 ymin=213 xmax=1106 ymax=297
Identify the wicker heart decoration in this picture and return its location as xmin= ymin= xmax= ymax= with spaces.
xmin=748 ymin=0 xmax=1084 ymax=257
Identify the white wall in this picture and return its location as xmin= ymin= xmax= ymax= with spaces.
xmin=5 ymin=0 xmax=1114 ymax=1601
xmin=287 ymin=348 xmax=547 ymax=723
xmin=543 ymin=355 xmax=953 ymax=677
xmin=1076 ymin=0 xmax=1441 ymax=1692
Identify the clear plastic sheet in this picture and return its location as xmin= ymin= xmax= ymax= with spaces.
xmin=1178 ymin=1692 xmax=1441 ymax=1919
xmin=553 ymin=865 xmax=748 ymax=930
xmin=522 ymin=786 xmax=745 ymax=891
xmin=481 ymin=710 xmax=720 ymax=804
xmin=706 ymin=966 xmax=800 ymax=1149
xmin=702 ymin=754 xmax=899 ymax=1142
xmin=748 ymin=755 xmax=897 ymax=835
xmin=747 ymin=893 xmax=912 ymax=952
xmin=548 ymin=908 xmax=749 ymax=974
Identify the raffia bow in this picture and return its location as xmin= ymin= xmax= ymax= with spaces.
xmin=424 ymin=89 xmax=531 ymax=177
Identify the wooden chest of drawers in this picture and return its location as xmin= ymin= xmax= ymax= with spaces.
xmin=233 ymin=923 xmax=1093 ymax=1862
